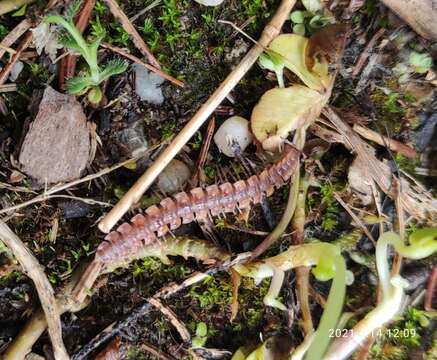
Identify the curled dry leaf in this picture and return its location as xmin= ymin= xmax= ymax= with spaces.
xmin=268 ymin=34 xmax=328 ymax=91
xmin=306 ymin=23 xmax=349 ymax=71
xmin=30 ymin=22 xmax=62 ymax=62
xmin=251 ymin=85 xmax=327 ymax=150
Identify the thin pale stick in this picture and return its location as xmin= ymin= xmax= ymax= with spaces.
xmin=333 ymin=192 xmax=376 ymax=245
xmin=100 ymin=42 xmax=184 ymax=87
xmin=0 ymin=32 xmax=33 ymax=86
xmin=0 ymin=18 xmax=32 ymax=60
xmin=0 ymin=155 xmax=141 ymax=215
xmin=190 ymin=117 xmax=215 ymax=186
xmin=353 ymin=124 xmax=417 ymax=159
xmin=0 ymin=221 xmax=69 ymax=360
xmin=103 ymin=0 xmax=160 ymax=68
xmin=98 ymin=0 xmax=298 ymax=233
xmin=148 ymin=298 xmax=191 ymax=342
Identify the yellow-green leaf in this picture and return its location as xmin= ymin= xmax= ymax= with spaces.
xmin=268 ymin=34 xmax=325 ymax=91
xmin=251 ymin=85 xmax=327 ymax=150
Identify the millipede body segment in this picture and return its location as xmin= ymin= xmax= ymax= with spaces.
xmin=96 ymin=145 xmax=300 ymax=264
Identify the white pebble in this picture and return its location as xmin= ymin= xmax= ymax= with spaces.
xmin=158 ymin=159 xmax=191 ymax=194
xmin=213 ymin=116 xmax=253 ymax=157
xmin=194 ymin=0 xmax=225 ymax=6
xmin=133 ymin=64 xmax=165 ymax=104
xmin=9 ymin=61 xmax=24 ymax=82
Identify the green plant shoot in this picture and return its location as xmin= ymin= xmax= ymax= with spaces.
xmin=45 ymin=0 xmax=127 ymax=103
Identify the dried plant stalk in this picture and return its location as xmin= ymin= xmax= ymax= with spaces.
xmin=0 ymin=18 xmax=31 ymax=61
xmin=103 ymin=0 xmax=160 ymax=68
xmin=0 ymin=220 xmax=69 ymax=360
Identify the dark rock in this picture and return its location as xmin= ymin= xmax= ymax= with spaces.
xmin=58 ymin=200 xmax=92 ymax=219
xmin=416 ymin=112 xmax=437 ymax=152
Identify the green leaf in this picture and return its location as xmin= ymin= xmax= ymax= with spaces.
xmin=302 ymin=0 xmax=322 ymax=13
xmin=65 ymin=76 xmax=96 ymax=94
xmin=409 ymin=52 xmax=432 ymax=73
xmin=293 ymin=23 xmax=306 ymax=36
xmin=309 ymin=15 xmax=335 ymax=29
xmin=58 ymin=33 xmax=83 ymax=54
xmin=98 ymin=58 xmax=128 ymax=83
xmin=65 ymin=0 xmax=83 ymax=22
xmin=195 ymin=322 xmax=207 ymax=337
xmin=290 ymin=10 xmax=310 ymax=24
xmin=258 ymin=53 xmax=282 ymax=72
xmin=268 ymin=34 xmax=325 ymax=91
xmin=12 ymin=4 xmax=27 ymax=17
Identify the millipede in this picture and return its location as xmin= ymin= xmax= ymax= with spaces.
xmin=73 ymin=144 xmax=300 ymax=301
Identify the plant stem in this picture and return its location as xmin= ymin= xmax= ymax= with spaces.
xmin=251 ymin=127 xmax=307 ymax=259
xmin=305 ymin=253 xmax=346 ymax=360
xmin=292 ymin=174 xmax=312 ymax=335
xmin=0 ymin=221 xmax=69 ymax=360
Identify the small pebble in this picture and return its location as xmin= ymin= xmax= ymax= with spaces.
xmin=9 ymin=61 xmax=24 ymax=82
xmin=158 ymin=159 xmax=191 ymax=194
xmin=194 ymin=0 xmax=225 ymax=6
xmin=213 ymin=116 xmax=253 ymax=157
xmin=133 ymin=64 xmax=165 ymax=104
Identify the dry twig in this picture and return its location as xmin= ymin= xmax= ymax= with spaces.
xmin=148 ymin=298 xmax=191 ymax=342
xmin=0 ymin=18 xmax=32 ymax=62
xmin=72 ymin=252 xmax=252 ymax=360
xmin=190 ymin=117 xmax=215 ymax=187
xmin=4 ymin=262 xmax=96 ymax=360
xmin=100 ymin=42 xmax=184 ymax=87
xmin=353 ymin=124 xmax=417 ymax=159
xmin=424 ymin=264 xmax=437 ymax=311
xmin=0 ymin=155 xmax=141 ymax=215
xmin=98 ymin=0 xmax=298 ymax=233
xmin=351 ymin=28 xmax=385 ymax=77
xmin=0 ymin=32 xmax=33 ymax=86
xmin=0 ymin=220 xmax=69 ymax=360
xmin=103 ymin=0 xmax=160 ymax=68
xmin=323 ymin=107 xmax=436 ymax=223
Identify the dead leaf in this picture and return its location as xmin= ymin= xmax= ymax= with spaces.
xmin=306 ymin=24 xmax=349 ymax=72
xmin=19 ymin=87 xmax=90 ymax=185
xmin=268 ymin=34 xmax=326 ymax=91
xmin=30 ymin=23 xmax=62 ymax=62
xmin=251 ymin=85 xmax=327 ymax=150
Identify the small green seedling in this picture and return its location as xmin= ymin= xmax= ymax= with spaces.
xmin=45 ymin=0 xmax=127 ymax=103
xmin=409 ymin=52 xmax=432 ymax=74
xmin=325 ymin=227 xmax=437 ymax=359
xmin=192 ymin=322 xmax=208 ymax=348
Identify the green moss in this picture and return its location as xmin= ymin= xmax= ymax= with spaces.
xmin=394 ymin=153 xmax=420 ymax=175
xmin=319 ymin=184 xmax=340 ymax=232
xmin=189 ymin=274 xmax=232 ymax=308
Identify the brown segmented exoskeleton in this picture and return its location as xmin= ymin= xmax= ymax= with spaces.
xmin=72 ymin=145 xmax=300 ymax=302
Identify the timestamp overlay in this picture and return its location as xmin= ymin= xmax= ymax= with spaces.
xmin=328 ymin=328 xmax=417 ymax=339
